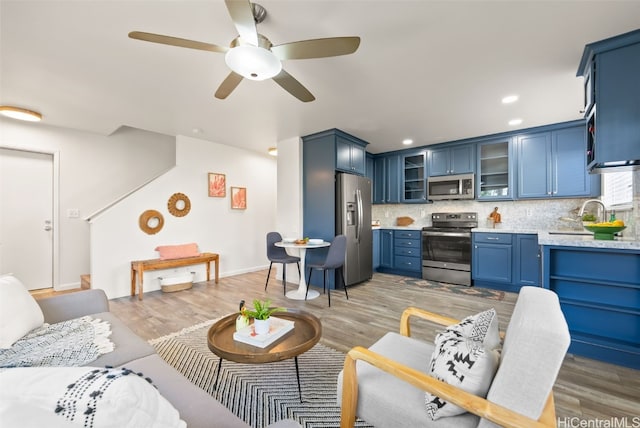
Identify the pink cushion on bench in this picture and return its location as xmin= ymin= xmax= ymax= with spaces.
xmin=155 ymin=243 xmax=201 ymax=260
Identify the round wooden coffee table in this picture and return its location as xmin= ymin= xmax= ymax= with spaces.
xmin=207 ymin=309 xmax=322 ymax=401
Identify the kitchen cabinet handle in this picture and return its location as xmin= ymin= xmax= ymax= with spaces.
xmin=487 ymin=237 xmax=499 ymax=240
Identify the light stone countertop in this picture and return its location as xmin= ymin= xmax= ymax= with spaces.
xmin=472 ymin=227 xmax=640 ymax=250
xmin=537 ymin=231 xmax=640 ymax=250
xmin=373 ymin=226 xmax=640 ymax=249
xmin=372 ymin=226 xmax=422 ymax=230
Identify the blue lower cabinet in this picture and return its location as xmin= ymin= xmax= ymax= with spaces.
xmin=379 ymin=229 xmax=394 ymax=269
xmin=393 ymin=230 xmax=421 ymax=276
xmin=372 ymin=229 xmax=380 ymax=270
xmin=542 ymin=245 xmax=640 ymax=369
xmin=376 ymin=229 xmax=421 ymax=278
xmin=472 ymin=232 xmax=539 ymax=292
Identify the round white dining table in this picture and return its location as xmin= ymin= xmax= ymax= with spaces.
xmin=274 ymin=241 xmax=331 ymax=300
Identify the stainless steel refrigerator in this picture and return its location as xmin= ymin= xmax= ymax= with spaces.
xmin=336 ymin=173 xmax=373 ymax=286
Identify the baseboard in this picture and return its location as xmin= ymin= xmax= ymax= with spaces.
xmin=55 ymin=281 xmax=81 ymax=291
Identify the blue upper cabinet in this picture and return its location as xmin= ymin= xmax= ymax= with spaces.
xmin=373 ymin=154 xmax=400 ymax=204
xmin=517 ymin=124 xmax=599 ymax=199
xmin=428 ymin=144 xmax=474 ymax=176
xmin=302 ymin=129 xmax=369 ymax=240
xmin=477 ymin=138 xmax=513 ymax=200
xmin=517 ymin=132 xmax=552 ymax=198
xmin=336 ymin=134 xmax=367 ymax=176
xmin=577 ymin=29 xmax=640 ymax=172
xmin=401 ymin=151 xmax=427 ymax=203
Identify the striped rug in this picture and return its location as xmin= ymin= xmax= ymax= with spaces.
xmin=150 ymin=320 xmax=373 ymax=428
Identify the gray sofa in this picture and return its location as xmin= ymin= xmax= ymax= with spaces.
xmin=35 ymin=289 xmax=299 ymax=428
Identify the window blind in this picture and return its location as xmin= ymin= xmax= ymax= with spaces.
xmin=602 ymin=171 xmax=633 ymax=208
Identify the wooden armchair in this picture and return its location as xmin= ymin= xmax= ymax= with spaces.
xmin=338 ymin=287 xmax=570 ymax=428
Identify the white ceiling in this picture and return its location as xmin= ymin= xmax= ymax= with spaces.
xmin=2 ymin=1 xmax=640 ymax=155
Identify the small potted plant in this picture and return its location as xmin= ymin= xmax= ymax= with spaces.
xmin=243 ymin=299 xmax=285 ymax=335
xmin=582 ymin=213 xmax=597 ymax=227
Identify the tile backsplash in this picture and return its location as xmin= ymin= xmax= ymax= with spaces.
xmin=372 ymin=197 xmax=639 ymax=240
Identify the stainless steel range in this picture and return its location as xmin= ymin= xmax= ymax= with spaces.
xmin=422 ymin=212 xmax=478 ymax=286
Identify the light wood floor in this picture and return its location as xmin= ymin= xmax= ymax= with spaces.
xmin=108 ymin=270 xmax=640 ymax=422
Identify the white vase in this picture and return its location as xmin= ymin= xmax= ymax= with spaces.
xmin=253 ymin=318 xmax=270 ymax=335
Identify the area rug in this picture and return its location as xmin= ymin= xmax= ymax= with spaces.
xmin=393 ymin=276 xmax=505 ymax=301
xmin=150 ymin=320 xmax=373 ymax=428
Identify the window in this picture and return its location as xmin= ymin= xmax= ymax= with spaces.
xmin=601 ymin=171 xmax=633 ymax=208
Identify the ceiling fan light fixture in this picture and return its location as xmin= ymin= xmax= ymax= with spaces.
xmin=0 ymin=106 xmax=42 ymax=122
xmin=225 ymin=45 xmax=281 ymax=81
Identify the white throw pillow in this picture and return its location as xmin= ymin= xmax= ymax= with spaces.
xmin=444 ymin=308 xmax=500 ymax=350
xmin=424 ymin=308 xmax=501 ymax=420
xmin=0 ymin=274 xmax=45 ymax=348
xmin=425 ymin=332 xmax=500 ymax=419
xmin=0 ymin=366 xmax=186 ymax=428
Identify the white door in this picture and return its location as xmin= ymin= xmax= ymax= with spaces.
xmin=0 ymin=148 xmax=54 ymax=290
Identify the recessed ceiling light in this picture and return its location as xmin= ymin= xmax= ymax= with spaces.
xmin=268 ymin=147 xmax=278 ymax=156
xmin=508 ymin=118 xmax=523 ymax=126
xmin=0 ymin=106 xmax=42 ymax=122
xmin=402 ymin=139 xmax=413 ymax=145
xmin=502 ymin=95 xmax=519 ymax=104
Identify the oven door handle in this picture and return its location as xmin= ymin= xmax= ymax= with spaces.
xmin=422 ymin=231 xmax=471 ymax=238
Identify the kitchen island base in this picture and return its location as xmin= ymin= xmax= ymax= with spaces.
xmin=542 ymin=244 xmax=639 ymax=369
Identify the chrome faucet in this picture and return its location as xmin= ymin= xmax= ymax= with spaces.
xmin=578 ymin=199 xmax=607 ymax=223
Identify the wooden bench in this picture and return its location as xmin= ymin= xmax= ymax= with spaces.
xmin=130 ymin=252 xmax=219 ymax=300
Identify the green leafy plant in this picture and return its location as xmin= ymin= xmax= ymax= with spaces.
xmin=243 ymin=299 xmax=285 ymax=320
xmin=582 ymin=213 xmax=597 ymax=222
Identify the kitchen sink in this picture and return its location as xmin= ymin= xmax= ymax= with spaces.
xmin=547 ymin=231 xmax=593 ymax=236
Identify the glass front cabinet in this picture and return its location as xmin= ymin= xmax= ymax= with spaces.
xmin=401 ymin=151 xmax=427 ymax=203
xmin=477 ymin=138 xmax=513 ymax=200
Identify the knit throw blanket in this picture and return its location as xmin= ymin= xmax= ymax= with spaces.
xmin=0 ymin=316 xmax=113 ymax=368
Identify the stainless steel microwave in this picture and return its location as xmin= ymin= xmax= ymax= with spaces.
xmin=427 ymin=173 xmax=475 ymax=200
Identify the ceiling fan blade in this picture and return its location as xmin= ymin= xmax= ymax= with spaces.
xmin=128 ymin=31 xmax=228 ymax=53
xmin=224 ymin=0 xmax=259 ymax=46
xmin=215 ymin=72 xmax=244 ymax=99
xmin=272 ymin=69 xmax=315 ymax=102
xmin=271 ymin=37 xmax=360 ymax=60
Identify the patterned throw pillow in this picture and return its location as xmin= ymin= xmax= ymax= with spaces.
xmin=425 ymin=308 xmax=501 ymax=420
xmin=444 ymin=308 xmax=500 ymax=350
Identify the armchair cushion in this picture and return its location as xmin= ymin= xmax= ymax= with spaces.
xmin=477 ymin=287 xmax=570 ymax=428
xmin=337 ymin=332 xmax=480 ymax=428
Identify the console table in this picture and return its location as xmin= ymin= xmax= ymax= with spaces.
xmin=130 ymin=252 xmax=219 ymax=300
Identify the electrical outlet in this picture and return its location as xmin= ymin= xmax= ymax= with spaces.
xmin=67 ymin=208 xmax=80 ymax=218
xmin=526 ymin=208 xmax=533 ymax=217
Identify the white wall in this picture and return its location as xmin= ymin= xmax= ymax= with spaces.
xmin=0 ymin=119 xmax=175 ymax=287
xmin=89 ymin=135 xmax=278 ymax=299
xmin=275 ymin=137 xmax=303 ymax=284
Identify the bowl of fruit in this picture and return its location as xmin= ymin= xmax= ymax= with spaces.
xmin=583 ymin=220 xmax=626 ymax=240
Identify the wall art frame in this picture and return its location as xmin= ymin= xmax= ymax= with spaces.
xmin=208 ymin=172 xmax=226 ymax=197
xmin=230 ymin=186 xmax=247 ymax=210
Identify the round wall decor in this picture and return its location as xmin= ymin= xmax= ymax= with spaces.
xmin=139 ymin=209 xmax=164 ymax=235
xmin=168 ymin=192 xmax=191 ymax=217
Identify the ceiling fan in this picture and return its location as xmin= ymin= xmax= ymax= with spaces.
xmin=129 ymin=0 xmax=360 ymax=102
